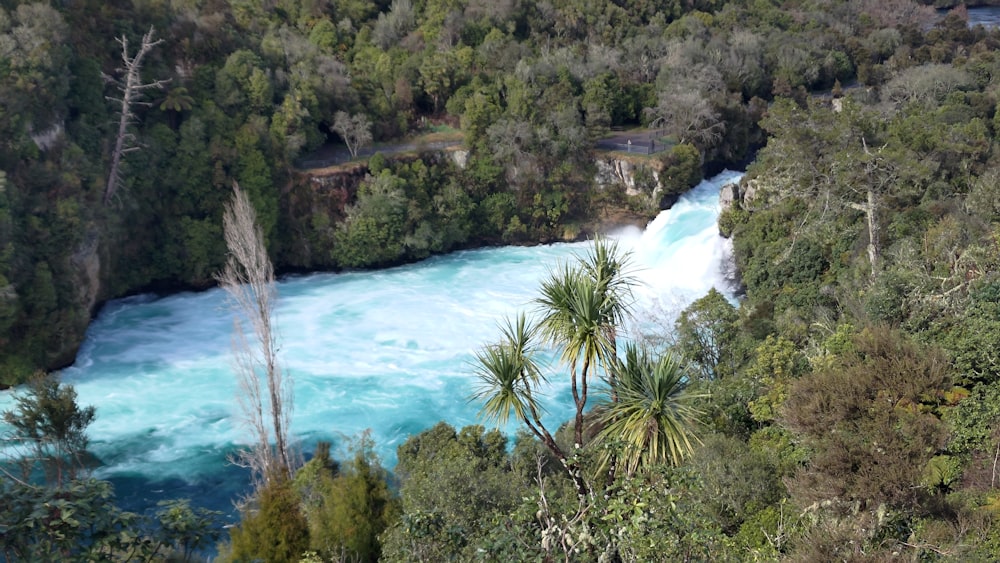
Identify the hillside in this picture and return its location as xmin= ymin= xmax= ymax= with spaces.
xmin=3 ymin=0 xmax=1000 ymax=560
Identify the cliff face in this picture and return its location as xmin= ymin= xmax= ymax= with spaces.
xmin=279 ymin=149 xmax=473 ymax=271
xmin=593 ymin=155 xmax=689 ymax=210
xmin=13 ymin=148 xmax=686 ymax=384
xmin=594 ymin=157 xmax=662 ymax=197
xmin=278 ymin=163 xmax=363 ymax=270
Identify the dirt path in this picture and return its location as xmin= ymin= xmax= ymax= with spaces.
xmin=295 ymin=139 xmax=463 ymax=169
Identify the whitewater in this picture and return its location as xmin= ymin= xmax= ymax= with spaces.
xmin=0 ymin=170 xmax=742 ymax=517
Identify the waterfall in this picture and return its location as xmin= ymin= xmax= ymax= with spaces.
xmin=0 ymin=170 xmax=742 ymax=516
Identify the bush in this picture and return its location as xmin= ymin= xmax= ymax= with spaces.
xmin=380 ymin=423 xmax=527 ymax=562
xmin=658 ymin=143 xmax=703 ymax=197
xmin=227 ymin=474 xmax=310 ymax=563
xmin=294 ymin=438 xmax=399 ymax=563
xmin=781 ymin=328 xmax=952 ymax=510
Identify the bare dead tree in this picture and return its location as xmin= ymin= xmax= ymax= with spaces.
xmin=848 ymin=136 xmax=896 ymax=282
xmin=216 ymin=181 xmax=293 ymax=483
xmin=330 ymin=111 xmax=373 ymax=159
xmin=103 ymin=26 xmax=169 ymax=206
xmin=644 ymin=90 xmax=726 ymax=150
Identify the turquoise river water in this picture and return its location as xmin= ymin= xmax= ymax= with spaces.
xmin=1 ymin=170 xmax=742 ymax=520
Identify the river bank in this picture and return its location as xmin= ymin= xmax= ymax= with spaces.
xmin=0 ymin=170 xmax=742 ymax=520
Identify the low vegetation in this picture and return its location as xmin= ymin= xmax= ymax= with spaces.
xmin=4 ymin=0 xmax=1000 ymax=560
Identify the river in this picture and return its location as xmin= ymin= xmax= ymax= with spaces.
xmin=948 ymin=5 xmax=1000 ymax=28
xmin=1 ymin=170 xmax=743 ymax=520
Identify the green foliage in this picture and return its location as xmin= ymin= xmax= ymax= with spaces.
xmin=674 ymin=288 xmax=745 ymax=381
xmin=381 ymin=423 xmax=527 ymax=562
xmin=597 ymin=344 xmax=705 ymax=473
xmin=330 ymin=158 xmax=477 ymax=268
xmin=733 ymin=503 xmax=798 ymax=560
xmin=0 ymin=478 xmax=149 ymax=562
xmin=937 ymin=280 xmax=1000 ymax=386
xmin=4 ymin=0 xmax=1000 ymax=555
xmin=334 ymin=172 xmax=408 ymax=267
xmin=294 ymin=437 xmax=399 ymax=562
xmin=782 ymin=327 xmax=952 ymax=510
xmin=1 ymin=376 xmax=221 ymax=562
xmin=591 ymin=466 xmax=736 ymax=562
xmin=945 ymin=380 xmax=1000 ymax=458
xmin=657 ymin=143 xmax=703 ymax=197
xmin=476 ymin=463 xmax=737 ymax=562
xmin=154 ymin=499 xmax=224 ymax=562
xmin=921 ymin=454 xmax=962 ymax=492
xmin=472 ymin=314 xmax=546 ymax=428
xmin=531 ymin=238 xmax=639 ymax=459
xmin=688 ymin=434 xmax=786 ymax=534
xmin=747 ymin=335 xmax=807 ymax=425
xmin=2 ymin=374 xmax=96 ymax=486
xmin=234 ymin=124 xmax=279 ymax=244
xmin=227 ymin=474 xmax=310 ymax=563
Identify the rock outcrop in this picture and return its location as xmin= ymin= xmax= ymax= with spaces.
xmin=719 ymin=181 xmax=740 ymax=211
xmin=594 ymin=157 xmax=657 ymax=197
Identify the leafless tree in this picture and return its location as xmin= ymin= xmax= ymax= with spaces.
xmin=858 ymin=0 xmax=936 ymax=29
xmin=645 ymin=90 xmax=726 ymax=150
xmin=881 ymin=64 xmax=972 ymax=109
xmin=848 ymin=136 xmax=896 ymax=281
xmin=216 ymin=181 xmax=293 ymax=483
xmin=330 ymin=111 xmax=373 ymax=159
xmin=103 ymin=26 xmax=169 ymax=206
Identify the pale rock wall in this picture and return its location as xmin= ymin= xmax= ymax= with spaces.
xmin=71 ymin=229 xmax=102 ymax=315
xmin=594 ymin=157 xmax=660 ymax=197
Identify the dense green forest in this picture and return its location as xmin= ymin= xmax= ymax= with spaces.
xmin=4 ymin=0 xmax=1000 ymax=560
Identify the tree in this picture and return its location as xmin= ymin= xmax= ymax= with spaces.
xmin=1 ymin=376 xmax=223 ymax=561
xmin=380 ymin=424 xmax=518 ymax=562
xmin=103 ymin=26 xmax=169 ymax=206
xmin=849 ymin=136 xmax=896 ymax=280
xmin=472 ymin=314 xmax=580 ymax=492
xmin=674 ymin=288 xmax=743 ymax=381
xmin=331 ymin=110 xmax=373 ymax=158
xmin=754 ymin=98 xmax=896 ymax=281
xmin=781 ymin=327 xmax=951 ymax=510
xmin=596 ymin=344 xmax=703 ymax=475
xmin=157 ymin=86 xmax=194 ymax=129
xmin=294 ymin=436 xmax=399 ymax=563
xmin=645 ymin=90 xmax=726 ymax=150
xmin=227 ymin=473 xmax=310 ymax=563
xmin=216 ymin=181 xmax=293 ymax=483
xmin=372 ymin=0 xmax=416 ymax=50
xmin=2 ymin=374 xmax=96 ymax=487
xmin=153 ymin=499 xmax=224 ymax=562
xmin=535 ymin=238 xmax=634 ymax=450
xmin=0 ymin=478 xmax=150 ymax=561
xmin=473 ymin=239 xmax=637 ymax=499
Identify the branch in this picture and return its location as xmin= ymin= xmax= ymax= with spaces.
xmin=103 ymin=26 xmax=168 ymax=206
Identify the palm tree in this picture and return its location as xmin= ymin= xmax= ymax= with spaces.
xmin=472 ymin=314 xmax=545 ymax=428
xmin=579 ymin=237 xmax=636 ymax=315
xmin=535 ymin=238 xmax=637 ymax=449
xmin=472 ymin=314 xmax=589 ymax=498
xmin=579 ymin=236 xmax=637 ymax=400
xmin=158 ymin=86 xmax=194 ymax=129
xmin=473 ymin=240 xmax=639 ymax=499
xmin=597 ymin=344 xmax=704 ymax=477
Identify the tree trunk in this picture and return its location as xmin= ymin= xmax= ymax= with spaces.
xmin=217 ymin=182 xmax=293 ymax=483
xmin=865 ymin=187 xmax=879 ymax=280
xmin=104 ymin=27 xmax=166 ymax=206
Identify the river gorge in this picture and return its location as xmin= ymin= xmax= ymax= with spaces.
xmin=1 ymin=170 xmax=741 ymax=520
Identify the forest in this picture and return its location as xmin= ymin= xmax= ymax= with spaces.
xmin=3 ymin=0 xmax=1000 ymax=560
